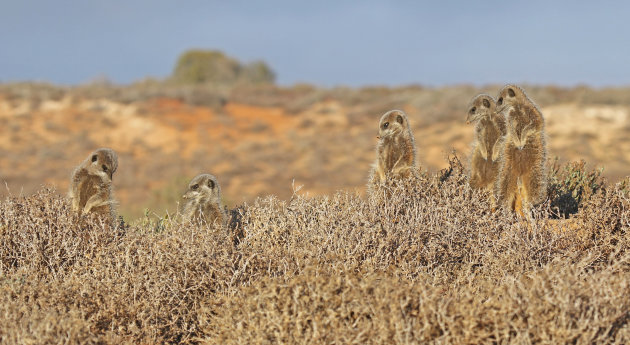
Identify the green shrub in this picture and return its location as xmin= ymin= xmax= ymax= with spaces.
xmin=170 ymin=50 xmax=275 ymax=86
xmin=547 ymin=159 xmax=605 ymax=218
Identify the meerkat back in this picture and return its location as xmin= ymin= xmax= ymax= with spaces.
xmin=494 ymin=84 xmax=547 ymax=213
xmin=69 ymin=148 xmax=118 ymax=222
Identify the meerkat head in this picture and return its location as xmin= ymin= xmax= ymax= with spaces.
xmin=183 ymin=174 xmax=221 ymax=203
xmin=86 ymin=148 xmax=118 ymax=180
xmin=466 ymin=94 xmax=496 ymax=124
xmin=497 ymin=85 xmax=538 ymax=150
xmin=495 ymin=84 xmax=529 ymax=113
xmin=377 ymin=110 xmax=410 ymax=139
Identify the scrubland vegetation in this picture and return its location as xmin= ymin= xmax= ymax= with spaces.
xmin=1 ymin=157 xmax=628 ymax=344
xmin=1 ymin=50 xmax=629 ymax=343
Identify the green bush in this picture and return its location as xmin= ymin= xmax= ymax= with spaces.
xmin=547 ymin=159 xmax=605 ymax=218
xmin=170 ymin=50 xmax=275 ymax=85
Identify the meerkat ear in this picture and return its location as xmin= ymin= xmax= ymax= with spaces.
xmin=508 ymin=88 xmax=516 ymax=97
xmin=396 ymin=114 xmax=404 ymax=124
xmin=208 ymin=179 xmax=215 ymax=189
xmin=91 ymin=155 xmax=98 ymax=162
xmin=482 ymin=99 xmax=490 ymax=108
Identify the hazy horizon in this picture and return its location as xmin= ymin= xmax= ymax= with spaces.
xmin=2 ymin=1 xmax=630 ymax=87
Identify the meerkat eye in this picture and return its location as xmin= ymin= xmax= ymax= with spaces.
xmin=470 ymin=107 xmax=476 ymax=114
xmin=91 ymin=155 xmax=98 ymax=162
xmin=102 ymin=165 xmax=108 ymax=172
xmin=383 ymin=122 xmax=389 ymax=129
xmin=497 ymin=97 xmax=503 ymax=105
xmin=508 ymin=88 xmax=516 ymax=97
xmin=191 ymin=184 xmax=199 ymax=190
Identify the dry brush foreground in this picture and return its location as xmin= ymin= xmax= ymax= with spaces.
xmin=0 ymin=158 xmax=629 ymax=344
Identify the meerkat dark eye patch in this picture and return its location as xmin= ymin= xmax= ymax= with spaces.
xmin=483 ymin=99 xmax=490 ymax=108
xmin=470 ymin=107 xmax=476 ymax=114
xmin=208 ymin=180 xmax=215 ymax=189
xmin=91 ymin=155 xmax=98 ymax=162
xmin=102 ymin=165 xmax=108 ymax=172
xmin=396 ymin=115 xmax=404 ymax=124
xmin=508 ymin=88 xmax=516 ymax=97
xmin=383 ymin=122 xmax=389 ymax=129
xmin=191 ymin=184 xmax=199 ymax=190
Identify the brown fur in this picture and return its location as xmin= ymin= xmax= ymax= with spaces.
xmin=494 ymin=85 xmax=547 ymax=214
xmin=368 ymin=110 xmax=417 ymax=190
xmin=68 ymin=148 xmax=118 ymax=222
xmin=182 ymin=173 xmax=227 ymax=225
xmin=467 ymin=95 xmax=506 ymax=194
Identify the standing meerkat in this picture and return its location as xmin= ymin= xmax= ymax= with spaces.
xmin=494 ymin=84 xmax=547 ymax=214
xmin=69 ymin=148 xmax=118 ymax=221
xmin=368 ymin=109 xmax=417 ymax=187
xmin=466 ymin=94 xmax=506 ymax=193
xmin=181 ymin=173 xmax=227 ymax=225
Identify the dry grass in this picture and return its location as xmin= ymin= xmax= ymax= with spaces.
xmin=0 ymin=158 xmax=629 ymax=344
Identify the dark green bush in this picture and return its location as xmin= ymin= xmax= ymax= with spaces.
xmin=170 ymin=50 xmax=275 ymax=86
xmin=547 ymin=159 xmax=605 ymax=218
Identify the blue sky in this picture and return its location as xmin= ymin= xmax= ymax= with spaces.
xmin=1 ymin=1 xmax=629 ymax=87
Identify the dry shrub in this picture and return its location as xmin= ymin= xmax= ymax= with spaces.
xmin=200 ymin=252 xmax=629 ymax=344
xmin=0 ymin=188 xmax=121 ymax=276
xmin=0 ymin=188 xmax=238 ymax=344
xmin=0 ymin=156 xmax=628 ymax=344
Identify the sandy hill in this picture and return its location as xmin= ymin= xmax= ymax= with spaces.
xmin=0 ymin=83 xmax=628 ymax=220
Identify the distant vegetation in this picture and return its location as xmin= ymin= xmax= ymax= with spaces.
xmin=170 ymin=49 xmax=275 ymax=85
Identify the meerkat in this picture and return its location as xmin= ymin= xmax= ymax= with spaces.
xmin=181 ymin=173 xmax=227 ymax=225
xmin=68 ymin=148 xmax=118 ymax=221
xmin=494 ymin=84 xmax=547 ymax=214
xmin=466 ymin=94 xmax=506 ymax=193
xmin=368 ymin=109 xmax=417 ymax=188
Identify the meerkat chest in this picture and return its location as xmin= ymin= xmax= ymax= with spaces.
xmin=480 ymin=155 xmax=499 ymax=172
xmin=80 ymin=175 xmax=106 ymax=199
xmin=380 ymin=136 xmax=407 ymax=155
xmin=507 ymin=143 xmax=539 ymax=174
xmin=379 ymin=139 xmax=404 ymax=167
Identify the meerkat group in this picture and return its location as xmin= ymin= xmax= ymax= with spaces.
xmin=69 ymin=150 xmax=226 ymax=226
xmin=67 ymin=83 xmax=544 ymax=226
xmin=466 ymin=84 xmax=547 ymax=214
xmin=367 ymin=84 xmax=546 ymax=215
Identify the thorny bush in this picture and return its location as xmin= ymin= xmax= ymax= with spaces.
xmin=0 ymin=158 xmax=628 ymax=344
